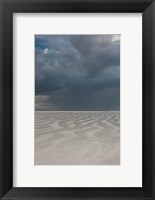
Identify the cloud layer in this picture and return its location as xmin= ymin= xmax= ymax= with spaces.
xmin=35 ymin=35 xmax=120 ymax=111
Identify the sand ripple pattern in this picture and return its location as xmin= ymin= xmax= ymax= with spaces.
xmin=35 ymin=111 xmax=120 ymax=165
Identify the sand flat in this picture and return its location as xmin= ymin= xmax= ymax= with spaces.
xmin=35 ymin=111 xmax=120 ymax=165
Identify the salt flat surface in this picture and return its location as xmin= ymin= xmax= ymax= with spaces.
xmin=35 ymin=111 xmax=120 ymax=165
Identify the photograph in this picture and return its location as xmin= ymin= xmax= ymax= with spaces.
xmin=35 ymin=34 xmax=120 ymax=165
xmin=2 ymin=0 xmax=155 ymax=198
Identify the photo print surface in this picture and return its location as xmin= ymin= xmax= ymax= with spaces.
xmin=35 ymin=35 xmax=120 ymax=165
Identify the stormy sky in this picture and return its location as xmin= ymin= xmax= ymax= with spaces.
xmin=35 ymin=35 xmax=120 ymax=111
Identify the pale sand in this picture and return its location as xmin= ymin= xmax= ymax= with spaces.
xmin=35 ymin=111 xmax=120 ymax=165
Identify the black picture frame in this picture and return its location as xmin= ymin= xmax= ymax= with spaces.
xmin=0 ymin=0 xmax=155 ymax=199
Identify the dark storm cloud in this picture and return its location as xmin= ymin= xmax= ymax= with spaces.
xmin=35 ymin=35 xmax=120 ymax=111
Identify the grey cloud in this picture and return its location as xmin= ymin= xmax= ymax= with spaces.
xmin=35 ymin=35 xmax=120 ymax=110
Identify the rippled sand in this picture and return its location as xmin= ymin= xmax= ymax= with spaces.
xmin=35 ymin=111 xmax=120 ymax=165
